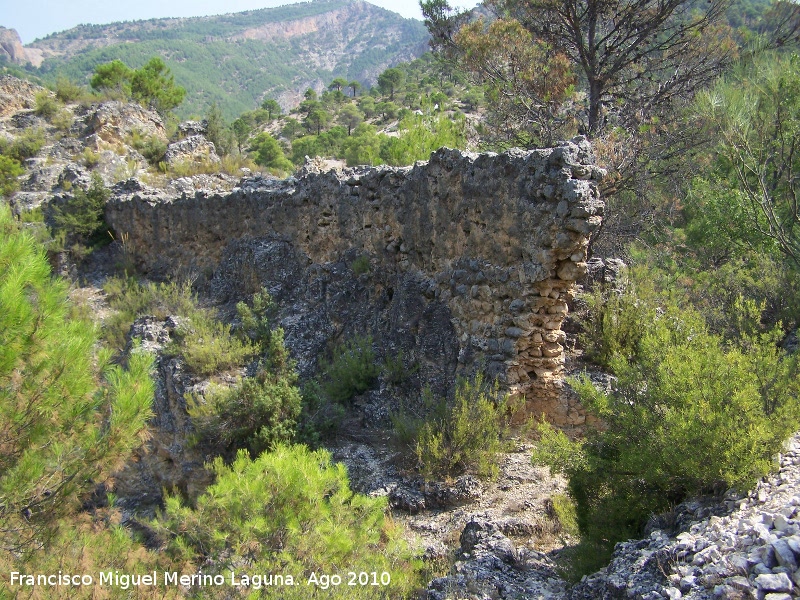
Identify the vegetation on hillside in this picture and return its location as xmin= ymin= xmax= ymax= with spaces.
xmin=2 ymin=0 xmax=800 ymax=590
xmin=0 ymin=206 xmax=426 ymax=596
xmin=25 ymin=0 xmax=429 ymax=120
xmin=404 ymin=0 xmax=800 ymax=577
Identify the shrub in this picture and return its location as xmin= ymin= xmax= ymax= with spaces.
xmin=351 ymin=254 xmax=370 ymax=275
xmin=50 ymin=109 xmax=74 ymax=133
xmin=578 ymin=271 xmax=657 ymax=368
xmin=383 ymin=348 xmax=418 ymax=385
xmin=235 ymin=286 xmax=275 ymax=349
xmin=2 ymin=127 xmax=45 ymax=162
xmin=54 ymin=76 xmax=88 ymax=103
xmin=204 ymin=102 xmax=234 ymax=157
xmin=104 ymin=275 xmax=256 ymax=373
xmin=533 ymin=293 xmax=800 ymax=574
xmin=50 ymin=172 xmax=110 ymax=247
xmin=168 ymin=312 xmax=255 ymax=376
xmin=189 ymin=289 xmax=302 ymax=455
xmin=34 ymin=90 xmax=59 ymax=119
xmin=251 ymin=131 xmax=294 ymax=171
xmin=550 ymin=493 xmax=579 ymax=538
xmin=189 ymin=366 xmax=301 ymax=457
xmin=296 ymin=380 xmax=346 ymax=447
xmin=414 ymin=373 xmax=510 ymax=480
xmin=319 ymin=334 xmax=380 ymax=403
xmin=129 ymin=130 xmax=167 ymax=166
xmin=0 ymin=155 xmax=24 ymax=198
xmin=1 ymin=512 xmax=183 ymax=599
xmin=17 ymin=206 xmax=43 ymax=223
xmin=80 ymin=147 xmax=101 ymax=168
xmin=102 ymin=277 xmax=202 ymax=352
xmin=219 ymin=153 xmax=258 ymax=175
xmin=159 ymin=445 xmax=422 ymax=599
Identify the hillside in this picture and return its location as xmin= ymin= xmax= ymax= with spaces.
xmin=21 ymin=0 xmax=428 ymax=119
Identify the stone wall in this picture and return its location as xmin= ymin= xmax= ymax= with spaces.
xmin=106 ymin=138 xmax=604 ymax=427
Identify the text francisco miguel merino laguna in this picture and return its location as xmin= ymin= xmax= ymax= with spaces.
xmin=9 ymin=569 xmax=393 ymax=590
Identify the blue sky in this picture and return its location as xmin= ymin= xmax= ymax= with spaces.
xmin=4 ymin=0 xmax=478 ymax=44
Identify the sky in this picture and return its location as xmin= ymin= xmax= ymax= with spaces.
xmin=3 ymin=0 xmax=479 ymax=44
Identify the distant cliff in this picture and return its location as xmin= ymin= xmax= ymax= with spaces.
xmin=0 ymin=27 xmax=40 ymax=66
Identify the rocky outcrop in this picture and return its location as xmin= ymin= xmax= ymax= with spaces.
xmin=83 ymin=101 xmax=167 ymax=145
xmin=0 ymin=27 xmax=33 ymax=65
xmin=164 ymin=134 xmax=219 ymax=165
xmin=105 ymin=139 xmax=604 ymax=426
xmin=112 ymin=317 xmax=214 ymax=513
xmin=0 ymin=74 xmax=42 ymax=117
xmin=0 ymin=84 xmax=237 ymax=210
xmin=427 ymin=517 xmax=569 ymax=600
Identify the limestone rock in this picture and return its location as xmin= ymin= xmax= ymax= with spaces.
xmin=84 ymin=101 xmax=166 ymax=145
xmin=0 ymin=27 xmax=31 ymax=65
xmin=111 ymin=317 xmax=214 ymax=513
xmin=0 ymin=74 xmax=42 ymax=117
xmin=164 ymin=134 xmax=219 ymax=165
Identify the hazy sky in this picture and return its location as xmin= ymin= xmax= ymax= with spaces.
xmin=4 ymin=0 xmax=478 ymax=44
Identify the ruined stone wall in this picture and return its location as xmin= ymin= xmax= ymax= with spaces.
xmin=106 ymin=138 xmax=604 ymax=426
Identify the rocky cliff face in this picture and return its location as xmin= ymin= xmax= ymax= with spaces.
xmin=0 ymin=27 xmax=38 ymax=66
xmin=0 ymin=74 xmax=40 ymax=117
xmin=105 ymin=139 xmax=605 ymax=427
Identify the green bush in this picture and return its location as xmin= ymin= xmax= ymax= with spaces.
xmin=296 ymin=380 xmax=346 ymax=447
xmin=80 ymin=147 xmax=101 ymax=168
xmin=251 ymin=131 xmax=293 ymax=171
xmin=34 ymin=90 xmax=59 ymax=119
xmin=50 ymin=109 xmax=74 ymax=133
xmin=50 ymin=172 xmax=110 ymax=247
xmin=235 ymin=287 xmax=276 ymax=349
xmin=0 ymin=155 xmax=24 ymax=198
xmin=319 ymin=334 xmax=380 ymax=403
xmin=129 ymin=130 xmax=167 ymax=166
xmin=1 ymin=512 xmax=182 ymax=599
xmin=414 ymin=373 xmax=510 ymax=480
xmin=54 ymin=76 xmax=88 ymax=103
xmin=189 ymin=289 xmax=302 ymax=455
xmin=189 ymin=366 xmax=301 ymax=457
xmin=578 ymin=272 xmax=658 ymax=368
xmin=351 ymin=254 xmax=371 ymax=275
xmin=383 ymin=348 xmax=418 ymax=385
xmin=104 ymin=275 xmax=255 ymax=374
xmin=534 ymin=292 xmax=800 ymax=574
xmin=159 ymin=445 xmax=422 ymax=599
xmin=1 ymin=127 xmax=45 ymax=162
xmin=168 ymin=312 xmax=255 ymax=376
xmin=103 ymin=276 xmax=196 ymax=351
xmin=550 ymin=493 xmax=579 ymax=538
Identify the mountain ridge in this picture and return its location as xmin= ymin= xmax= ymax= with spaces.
xmin=3 ymin=0 xmax=429 ymax=119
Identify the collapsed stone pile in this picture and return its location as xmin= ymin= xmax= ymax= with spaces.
xmin=572 ymin=434 xmax=800 ymax=599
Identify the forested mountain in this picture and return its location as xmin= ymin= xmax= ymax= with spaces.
xmin=18 ymin=0 xmax=428 ymax=119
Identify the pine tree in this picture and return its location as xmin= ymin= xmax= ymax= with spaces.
xmin=0 ymin=203 xmax=154 ymax=553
